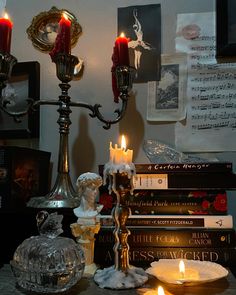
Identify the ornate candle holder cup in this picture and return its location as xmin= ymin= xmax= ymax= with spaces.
xmin=54 ymin=53 xmax=79 ymax=83
xmin=94 ymin=160 xmax=148 ymax=289
xmin=115 ymin=65 xmax=134 ymax=93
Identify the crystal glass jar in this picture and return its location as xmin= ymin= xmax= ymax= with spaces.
xmin=10 ymin=211 xmax=85 ymax=293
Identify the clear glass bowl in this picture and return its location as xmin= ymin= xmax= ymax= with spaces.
xmin=10 ymin=211 xmax=85 ymax=293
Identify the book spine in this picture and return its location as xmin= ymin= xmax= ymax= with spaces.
xmin=99 ymin=190 xmax=227 ymax=215
xmin=132 ymin=173 xmax=236 ymax=189
xmin=99 ymin=162 xmax=233 ymax=174
xmin=95 ymin=228 xmax=236 ymax=248
xmin=99 ymin=215 xmax=233 ymax=228
xmin=134 ymin=163 xmax=233 ymax=173
xmin=94 ymin=246 xmax=236 ymax=267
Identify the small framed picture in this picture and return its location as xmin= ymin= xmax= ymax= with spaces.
xmin=0 ymin=61 xmax=40 ymax=139
xmin=216 ymin=0 xmax=236 ymax=61
xmin=26 ymin=6 xmax=82 ymax=52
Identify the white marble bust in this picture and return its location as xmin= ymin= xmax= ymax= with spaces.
xmin=73 ymin=172 xmax=103 ymax=222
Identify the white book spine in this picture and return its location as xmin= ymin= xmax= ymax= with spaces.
xmin=99 ymin=214 xmax=233 ymax=229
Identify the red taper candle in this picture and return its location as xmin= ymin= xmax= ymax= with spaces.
xmin=0 ymin=13 xmax=13 ymax=54
xmin=49 ymin=13 xmax=71 ymax=62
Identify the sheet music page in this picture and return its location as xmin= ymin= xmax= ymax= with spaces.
xmin=175 ymin=12 xmax=236 ymax=151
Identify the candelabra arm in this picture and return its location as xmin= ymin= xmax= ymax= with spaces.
xmin=91 ymin=94 xmax=128 ymax=130
xmin=32 ymin=99 xmax=61 ymax=110
xmin=69 ymin=101 xmax=96 ymax=115
xmin=68 ymin=92 xmax=128 ymax=130
xmin=0 ymin=98 xmax=34 ymax=121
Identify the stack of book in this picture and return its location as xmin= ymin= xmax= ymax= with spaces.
xmin=94 ymin=162 xmax=236 ymax=267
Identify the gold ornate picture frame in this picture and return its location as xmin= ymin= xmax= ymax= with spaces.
xmin=26 ymin=6 xmax=82 ymax=52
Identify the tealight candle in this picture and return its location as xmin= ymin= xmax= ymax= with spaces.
xmin=167 ymin=260 xmax=199 ymax=281
xmin=179 ymin=259 xmax=185 ymax=279
xmin=144 ymin=286 xmax=165 ymax=295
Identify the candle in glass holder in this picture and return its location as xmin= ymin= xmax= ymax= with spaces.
xmin=0 ymin=13 xmax=13 ymax=54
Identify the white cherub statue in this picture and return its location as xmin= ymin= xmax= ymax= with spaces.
xmin=73 ymin=172 xmax=103 ymax=223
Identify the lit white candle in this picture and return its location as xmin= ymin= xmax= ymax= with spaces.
xmin=177 ymin=259 xmax=199 ymax=281
xmin=179 ymin=260 xmax=185 ymax=279
xmin=143 ymin=286 xmax=165 ymax=295
xmin=157 ymin=286 xmax=165 ymax=295
xmin=109 ymin=135 xmax=133 ymax=165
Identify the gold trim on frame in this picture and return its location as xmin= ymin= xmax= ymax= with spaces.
xmin=26 ymin=6 xmax=82 ymax=52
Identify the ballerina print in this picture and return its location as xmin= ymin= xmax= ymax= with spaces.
xmin=118 ymin=4 xmax=161 ymax=82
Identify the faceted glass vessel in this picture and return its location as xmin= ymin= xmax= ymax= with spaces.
xmin=10 ymin=211 xmax=85 ymax=293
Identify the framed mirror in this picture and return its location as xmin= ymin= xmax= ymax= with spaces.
xmin=26 ymin=6 xmax=82 ymax=52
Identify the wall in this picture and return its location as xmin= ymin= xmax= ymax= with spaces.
xmin=5 ymin=0 xmax=236 ymax=224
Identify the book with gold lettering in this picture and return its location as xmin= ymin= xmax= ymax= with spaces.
xmin=98 ymin=190 xmax=228 ymax=215
xmin=98 ymin=163 xmax=236 ymax=190
xmin=99 ymin=214 xmax=233 ymax=228
xmin=99 ymin=162 xmax=233 ymax=174
xmin=94 ymin=246 xmax=236 ymax=267
xmin=95 ymin=227 xmax=236 ymax=248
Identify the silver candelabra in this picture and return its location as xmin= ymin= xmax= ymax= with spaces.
xmin=0 ymin=52 xmax=134 ymax=208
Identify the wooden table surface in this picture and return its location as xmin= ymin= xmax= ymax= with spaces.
xmin=0 ymin=264 xmax=236 ymax=295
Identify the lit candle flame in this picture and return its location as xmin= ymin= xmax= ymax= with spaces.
xmin=62 ymin=12 xmax=69 ymax=20
xmin=157 ymin=286 xmax=165 ymax=295
xmin=4 ymin=13 xmax=9 ymax=19
xmin=179 ymin=260 xmax=185 ymax=278
xmin=121 ymin=135 xmax=126 ymax=150
xmin=120 ymin=32 xmax=125 ymax=38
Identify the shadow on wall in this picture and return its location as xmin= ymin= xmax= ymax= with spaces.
xmin=72 ymin=113 xmax=95 ymax=178
xmin=119 ymin=93 xmax=144 ymax=161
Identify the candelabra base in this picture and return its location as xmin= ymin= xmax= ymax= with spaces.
xmin=27 ymin=195 xmax=80 ymax=208
xmin=27 ymin=194 xmax=80 ymax=208
xmin=94 ymin=265 xmax=148 ymax=289
xmin=27 ymin=173 xmax=80 ymax=208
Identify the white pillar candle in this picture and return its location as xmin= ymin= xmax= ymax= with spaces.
xmin=109 ymin=135 xmax=133 ymax=165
